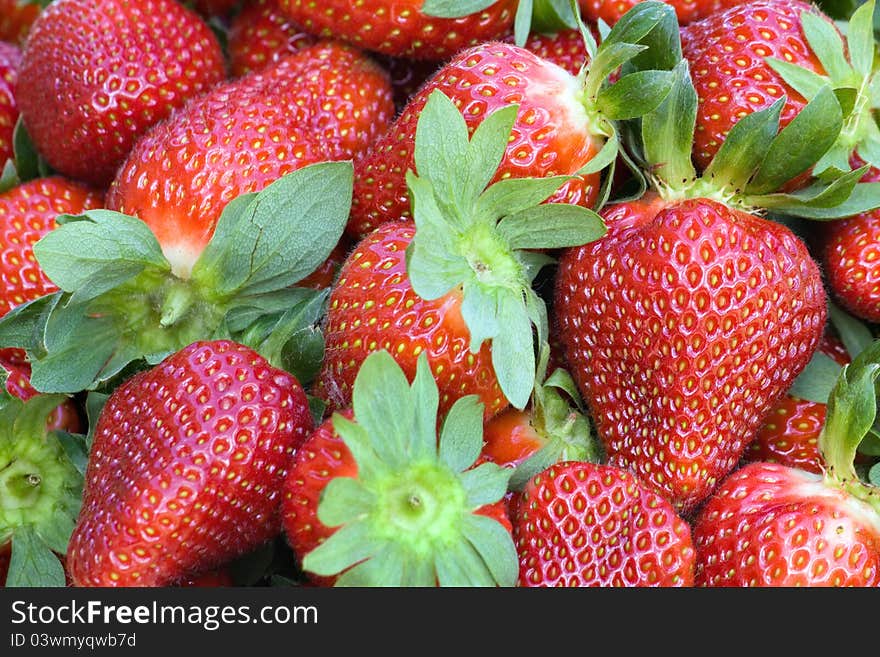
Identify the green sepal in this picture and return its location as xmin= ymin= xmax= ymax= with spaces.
xmin=787 ymin=351 xmax=846 ymax=404
xmin=6 ymin=526 xmax=66 ymax=588
xmin=614 ymin=1 xmax=681 ymax=73
xmin=869 ymin=462 xmax=880 ymax=486
xmin=514 ymin=0 xmax=534 ymax=47
xmin=529 ymin=0 xmax=579 ymax=39
xmin=439 ymin=394 xmax=484 ymax=473
xmin=497 ymin=203 xmax=607 ymax=249
xmin=753 ymin=179 xmax=880 ymax=219
xmin=0 ymin=292 xmax=61 ymax=355
xmin=420 ymin=0 xmax=496 ymax=18
xmin=11 ymin=117 xmax=51 ymax=183
xmin=596 ymin=69 xmax=675 ymax=121
xmin=460 ymin=513 xmax=518 ymax=587
xmin=460 ymin=462 xmax=512 ymax=507
xmin=307 ymin=395 xmax=326 ymax=428
xmin=301 ymin=520 xmax=383 ymax=577
xmin=801 ymin=10 xmax=854 ymax=83
xmin=55 ymin=431 xmax=89 ymax=478
xmin=829 ymin=302 xmax=876 ymax=359
xmin=474 ymin=174 xmax=573 ymax=224
xmin=317 ymin=478 xmax=374 ymax=527
xmin=0 ymin=158 xmax=20 ymax=194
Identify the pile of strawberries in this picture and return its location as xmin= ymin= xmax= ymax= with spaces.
xmin=1 ymin=0 xmax=879 ymax=588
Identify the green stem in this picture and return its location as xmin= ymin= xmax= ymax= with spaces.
xmin=159 ymin=281 xmax=195 ymax=328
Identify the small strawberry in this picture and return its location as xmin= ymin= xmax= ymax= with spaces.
xmin=681 ymin=0 xmax=880 ymax=188
xmin=0 ymin=0 xmax=40 ymax=45
xmin=66 ymin=339 xmax=313 ymax=587
xmin=316 ymin=89 xmax=606 ymax=419
xmin=15 ymin=0 xmax=227 ymax=187
xmin=512 ymin=461 xmax=696 ymax=586
xmin=0 ymin=40 xmax=20 ymax=168
xmin=107 ymin=41 xmax=393 ymax=276
xmin=0 ymin=375 xmax=84 ymax=587
xmin=283 ymin=350 xmax=517 ymax=586
xmin=347 ymin=4 xmax=681 ymax=240
xmin=693 ymin=339 xmax=880 ymax=586
xmin=278 ymin=0 xmax=518 ymax=60
xmin=227 ymin=0 xmax=317 ymax=78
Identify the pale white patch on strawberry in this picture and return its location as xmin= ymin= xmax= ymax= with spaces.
xmin=162 ymin=242 xmax=202 ymax=279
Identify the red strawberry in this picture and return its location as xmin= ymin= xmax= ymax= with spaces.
xmin=66 ymin=339 xmax=313 ymax=587
xmin=347 ymin=42 xmax=603 ymax=240
xmin=746 ymin=333 xmax=851 ymax=474
xmin=0 ymin=0 xmax=39 ymax=45
xmin=681 ymin=0 xmax=880 ymax=189
xmin=227 ymin=0 xmax=317 ymax=78
xmin=0 ymin=40 xmax=20 ymax=167
xmin=554 ymin=196 xmax=826 ymax=513
xmin=277 ymin=0 xmax=518 ymax=60
xmin=107 ymin=41 xmax=393 ymax=277
xmin=284 ymin=350 xmax=517 ymax=586
xmin=579 ymin=0 xmax=748 ymax=27
xmin=15 ymin=0 xmax=227 ymax=187
xmin=1 ymin=349 xmax=82 ymax=434
xmin=512 ymin=461 xmax=696 ymax=586
xmin=516 ymin=28 xmax=590 ymax=77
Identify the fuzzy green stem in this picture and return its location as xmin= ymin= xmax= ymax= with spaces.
xmin=159 ymin=281 xmax=196 ymax=328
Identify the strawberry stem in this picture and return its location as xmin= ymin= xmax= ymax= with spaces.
xmin=159 ymin=282 xmax=195 ymax=328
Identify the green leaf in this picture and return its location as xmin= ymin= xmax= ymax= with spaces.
xmin=12 ymin=118 xmax=49 ymax=183
xmin=859 ymin=431 xmax=880 ymax=456
xmin=0 ymin=292 xmax=61 ymax=354
xmin=641 ymin=60 xmax=697 ymax=188
xmin=703 ymin=97 xmax=783 ymax=192
xmin=351 ymin=350 xmax=415 ymax=469
xmin=855 ymin=118 xmax=880 ymax=170
xmin=577 ymin=131 xmax=618 ymax=176
xmin=435 ymin=538 xmax=496 ymax=587
xmin=761 ymin=181 xmax=880 ymax=218
xmin=460 ymin=514 xmax=518 ymax=587
xmin=459 ymin=461 xmax=512 ymax=507
xmin=464 ymin=104 xmax=519 ymax=204
xmin=829 ymin=302 xmax=876 ymax=359
xmin=420 ymin=0 xmax=496 ymax=18
xmin=0 ymin=158 xmax=20 ymax=193
xmin=6 ymin=526 xmax=66 ymax=587
xmin=334 ymin=542 xmax=407 ymax=587
xmin=439 ymin=394 xmax=484 ymax=472
xmin=84 ymin=391 xmax=109 ymax=452
xmin=332 ymin=413 xmax=384 ymax=482
xmin=869 ymin=462 xmax=880 ymax=486
xmin=459 ymin=276 xmax=500 ymax=351
xmin=34 ymin=210 xmax=170 ymax=303
xmin=787 ymin=351 xmax=845 ymax=403
xmin=543 ymin=367 xmax=586 ymax=411
xmin=801 ymin=9 xmax=854 ymax=83
xmin=529 ymin=0 xmax=579 ymax=37
xmin=597 ymin=70 xmax=674 ymax=120
xmin=317 ymin=477 xmax=375 ymax=528
xmin=601 ymin=1 xmax=674 ymax=48
xmin=765 ymin=57 xmax=830 ymax=101
xmin=513 ymin=0 xmax=534 ymax=47
xmin=747 ymin=86 xmax=843 ymax=195
xmin=191 ymin=162 xmax=353 ymax=299
xmin=225 ymin=287 xmax=319 ymax=333
xmin=308 ymin=395 xmax=326 ymax=428
xmin=621 ymin=1 xmax=681 ymax=72
xmin=301 ymin=520 xmax=381 ymax=577
xmin=584 ymin=43 xmax=647 ymax=100
xmin=475 ymin=175 xmax=571 ymax=224
xmin=490 ymin=295 xmax=536 ymax=410
xmin=410 ymin=353 xmax=440 ymax=462
xmin=55 ymin=431 xmax=89 ymax=477
xmin=497 ymin=204 xmax=606 ymax=250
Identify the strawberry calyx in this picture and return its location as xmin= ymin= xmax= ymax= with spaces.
xmin=0 ymin=372 xmax=82 ymax=586
xmin=634 ymin=57 xmax=880 ymax=219
xmin=0 ymin=162 xmax=352 ymax=393
xmin=404 ymin=89 xmax=606 ymax=409
xmin=301 ymin=350 xmax=518 ymax=586
xmin=817 ymin=337 xmax=880 ymax=515
xmin=764 ymin=0 xmax=880 ymax=177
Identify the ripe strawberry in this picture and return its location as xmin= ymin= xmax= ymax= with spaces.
xmin=681 ymin=0 xmax=880 ymax=188
xmin=346 ymin=5 xmax=679 ymax=240
xmin=0 ymin=40 xmax=20 ymax=167
xmin=0 ymin=177 xmax=103 ymax=318
xmin=1 ymin=350 xmax=82 ymax=434
xmin=694 ymin=338 xmax=880 ymax=587
xmin=107 ymin=41 xmax=393 ymax=277
xmin=227 ymin=0 xmax=317 ymax=78
xmin=284 ymin=350 xmax=517 ymax=586
xmin=0 ymin=0 xmax=39 ymax=45
xmin=15 ymin=0 xmax=227 ymax=187
xmin=745 ymin=333 xmax=851 ymax=474
xmin=512 ymin=461 xmax=695 ymax=586
xmin=579 ymin=0 xmax=748 ymax=27
xmin=278 ymin=0 xmax=518 ymax=60
xmin=515 ymin=28 xmax=590 ymax=77
xmin=66 ymin=339 xmax=313 ymax=587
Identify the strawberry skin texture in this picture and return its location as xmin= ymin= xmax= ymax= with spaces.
xmin=513 ymin=461 xmax=695 ymax=586
xmin=67 ymin=340 xmax=313 ymax=587
xmin=0 ymin=0 xmax=39 ymax=45
xmin=348 ymin=42 xmax=603 ymax=240
xmin=278 ymin=0 xmax=518 ymax=60
xmin=282 ymin=411 xmax=512 ymax=586
xmin=746 ymin=334 xmax=850 ymax=474
xmin=693 ymin=463 xmax=880 ymax=586
xmin=579 ymin=0 xmax=748 ymax=27
xmin=15 ymin=0 xmax=227 ymax=188
xmin=554 ymin=197 xmax=826 ymax=513
xmin=228 ymin=0 xmax=318 ymax=78
xmin=482 ymin=408 xmax=546 ymax=469
xmin=0 ymin=40 xmax=20 ymax=166
xmin=107 ymin=41 xmax=394 ymax=274
xmin=681 ymin=0 xmax=828 ymax=176
xmin=513 ymin=29 xmax=590 ymax=77
xmin=315 ymin=222 xmax=507 ymax=420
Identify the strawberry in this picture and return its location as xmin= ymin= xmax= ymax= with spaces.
xmin=515 ymin=28 xmax=591 ymax=77
xmin=1 ymin=349 xmax=82 ymax=434
xmin=578 ymin=0 xmax=747 ymax=27
xmin=693 ymin=340 xmax=880 ymax=586
xmin=107 ymin=41 xmax=393 ymax=277
xmin=15 ymin=0 xmax=227 ymax=187
xmin=0 ymin=376 xmax=84 ymax=587
xmin=227 ymin=0 xmax=317 ymax=78
xmin=512 ymin=461 xmax=696 ymax=586
xmin=745 ymin=332 xmax=851 ymax=474
xmin=0 ymin=40 xmax=19 ymax=168
xmin=284 ymin=350 xmax=517 ymax=586
xmin=681 ymin=0 xmax=880 ymax=188
xmin=277 ymin=0 xmax=518 ymax=60
xmin=346 ymin=4 xmax=681 ymax=240
xmin=66 ymin=339 xmax=313 ymax=587
xmin=0 ymin=0 xmax=39 ymax=45
xmin=316 ymin=89 xmax=606 ymax=419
